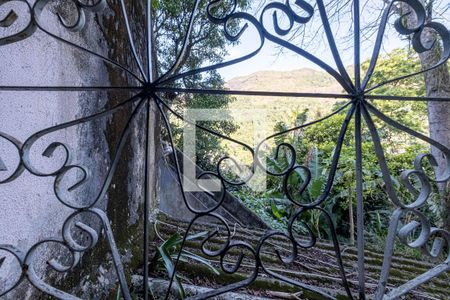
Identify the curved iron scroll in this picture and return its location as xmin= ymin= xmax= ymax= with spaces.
xmin=0 ymin=0 xmax=449 ymax=299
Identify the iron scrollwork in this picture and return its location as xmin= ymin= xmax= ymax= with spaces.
xmin=0 ymin=0 xmax=107 ymax=43
xmin=0 ymin=0 xmax=450 ymax=299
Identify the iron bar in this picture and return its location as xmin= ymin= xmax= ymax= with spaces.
xmin=360 ymin=0 xmax=396 ymax=91
xmin=146 ymin=0 xmax=153 ymax=81
xmin=144 ymin=0 xmax=155 ymax=297
xmin=256 ymin=101 xmax=353 ymax=154
xmin=0 ymin=86 xmax=143 ymax=92
xmin=361 ymin=104 xmax=398 ymax=300
xmin=255 ymin=1 xmax=352 ymax=94
xmin=354 ymin=0 xmax=361 ymax=91
xmin=365 ymin=94 xmax=450 ymax=101
xmin=36 ymin=23 xmax=144 ymax=84
xmin=354 ymin=1 xmax=365 ymax=297
xmin=316 ymin=0 xmax=354 ymax=92
xmin=154 ymin=87 xmax=353 ymax=98
xmin=152 ymin=97 xmax=199 ymax=300
xmin=355 ymin=102 xmax=366 ymax=299
xmin=305 ymin=104 xmax=356 ymax=208
xmin=144 ymin=99 xmax=150 ymax=300
xmin=119 ymin=0 xmax=148 ymax=81
xmin=154 ymin=93 xmax=254 ymax=156
xmin=158 ymin=0 xmax=201 ymax=82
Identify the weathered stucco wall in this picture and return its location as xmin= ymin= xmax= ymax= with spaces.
xmin=0 ymin=1 xmax=149 ymax=298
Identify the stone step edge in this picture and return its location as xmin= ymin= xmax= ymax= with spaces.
xmin=131 ymin=275 xmax=273 ymax=300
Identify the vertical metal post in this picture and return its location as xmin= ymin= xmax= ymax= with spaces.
xmin=144 ymin=2 xmax=154 ymax=300
xmin=146 ymin=0 xmax=153 ymax=81
xmin=355 ymin=103 xmax=366 ymax=299
xmin=354 ymin=1 xmax=365 ymax=299
xmin=144 ymin=100 xmax=151 ymax=300
xmin=354 ymin=0 xmax=361 ymax=90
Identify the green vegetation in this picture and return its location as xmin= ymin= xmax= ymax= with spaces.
xmin=226 ymin=68 xmax=340 ymax=162
xmin=149 ymin=228 xmax=219 ymax=299
xmin=154 ymin=0 xmax=250 ymax=170
xmin=228 ymin=48 xmax=443 ymax=245
xmin=154 ymin=0 xmax=445 ymax=252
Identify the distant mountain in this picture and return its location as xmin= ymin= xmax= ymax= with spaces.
xmin=226 ymin=68 xmax=342 ymax=94
xmin=224 ymin=68 xmax=345 ymax=160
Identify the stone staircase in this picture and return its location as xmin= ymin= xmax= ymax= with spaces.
xmin=143 ymin=214 xmax=449 ymax=300
xmin=159 ymin=146 xmax=269 ymax=230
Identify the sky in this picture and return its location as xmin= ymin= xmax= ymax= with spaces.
xmin=219 ymin=33 xmax=405 ymax=81
xmin=215 ymin=1 xmax=433 ymax=81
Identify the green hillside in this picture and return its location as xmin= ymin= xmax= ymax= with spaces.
xmin=225 ymin=68 xmax=344 ymax=159
xmin=227 ymin=68 xmax=341 ymax=93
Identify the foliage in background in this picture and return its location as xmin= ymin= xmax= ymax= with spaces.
xmin=153 ymin=1 xmax=444 ymax=248
xmin=232 ymin=48 xmax=444 ymax=244
xmin=363 ymin=49 xmax=428 ymax=136
xmin=153 ymin=0 xmax=250 ymax=170
xmin=149 ymin=227 xmax=219 ymax=299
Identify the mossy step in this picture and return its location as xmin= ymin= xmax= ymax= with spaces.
xmin=176 ymin=261 xmax=350 ymax=300
xmin=154 ymin=214 xmax=448 ymax=299
xmin=155 ymin=217 xmax=449 ymax=289
xmin=155 ymin=220 xmax=437 ymax=274
xmin=169 ymin=255 xmax=442 ymax=300
xmin=132 ymin=275 xmax=272 ymax=299
xmin=153 ymin=237 xmax=449 ymax=294
xmin=156 ymin=214 xmax=436 ymax=269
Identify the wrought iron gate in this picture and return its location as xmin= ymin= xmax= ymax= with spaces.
xmin=0 ymin=0 xmax=449 ymax=299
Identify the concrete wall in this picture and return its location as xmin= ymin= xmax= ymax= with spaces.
xmin=159 ymin=150 xmax=269 ymax=229
xmin=0 ymin=2 xmax=146 ymax=298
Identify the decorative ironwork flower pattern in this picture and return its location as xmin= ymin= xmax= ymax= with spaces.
xmin=0 ymin=0 xmax=449 ymax=299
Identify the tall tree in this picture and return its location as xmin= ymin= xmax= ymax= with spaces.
xmin=152 ymin=0 xmax=249 ymax=170
xmin=393 ymin=0 xmax=450 ymax=230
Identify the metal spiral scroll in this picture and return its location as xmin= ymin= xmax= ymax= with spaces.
xmin=0 ymin=0 xmax=107 ymax=37
xmin=1 ymin=0 xmax=450 ymax=299
xmin=0 ymin=92 xmax=145 ymax=299
xmin=0 ymin=208 xmax=131 ymax=300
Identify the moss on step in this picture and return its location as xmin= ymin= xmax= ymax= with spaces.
xmin=176 ymin=262 xmax=346 ymax=300
xmin=154 ymin=213 xmax=449 ymax=299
